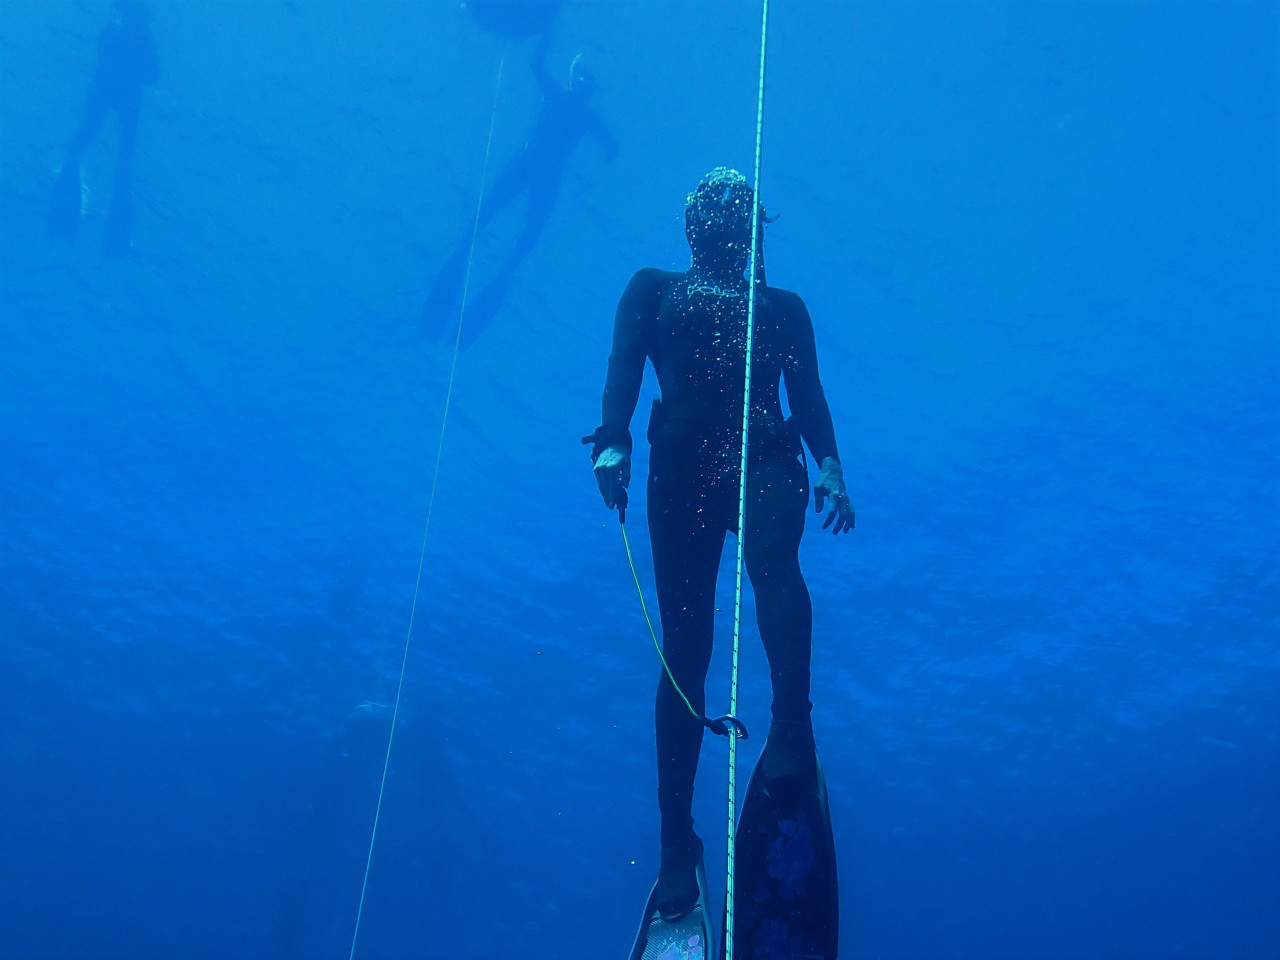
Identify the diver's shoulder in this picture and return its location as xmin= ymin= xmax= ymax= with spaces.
xmin=762 ymin=284 xmax=808 ymax=314
xmin=632 ymin=267 xmax=684 ymax=283
xmin=628 ymin=267 xmax=684 ymax=293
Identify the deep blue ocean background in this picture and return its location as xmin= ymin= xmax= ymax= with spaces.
xmin=2 ymin=2 xmax=1277 ymax=958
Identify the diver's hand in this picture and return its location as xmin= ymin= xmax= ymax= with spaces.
xmin=593 ymin=445 xmax=631 ymax=510
xmin=814 ymin=457 xmax=854 ymax=534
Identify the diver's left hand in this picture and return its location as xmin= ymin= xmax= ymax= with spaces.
xmin=814 ymin=457 xmax=855 ymax=534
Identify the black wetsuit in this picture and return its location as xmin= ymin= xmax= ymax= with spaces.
xmin=51 ymin=9 xmax=158 ymax=253
xmin=423 ymin=48 xmax=616 ymax=346
xmin=477 ymin=55 xmax=616 ymax=262
xmin=592 ymin=266 xmax=839 ymax=851
xmin=82 ymin=15 xmax=159 ymax=149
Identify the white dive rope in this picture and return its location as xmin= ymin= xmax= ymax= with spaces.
xmin=724 ymin=5 xmax=770 ymax=960
xmin=347 ymin=57 xmax=506 ymax=960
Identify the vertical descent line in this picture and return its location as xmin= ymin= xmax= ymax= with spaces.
xmin=725 ymin=4 xmax=770 ymax=960
xmin=347 ymin=57 xmax=506 ymax=960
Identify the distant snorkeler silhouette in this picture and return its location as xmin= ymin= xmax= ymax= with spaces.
xmin=423 ymin=32 xmax=618 ymax=349
xmin=48 ymin=0 xmax=158 ymax=257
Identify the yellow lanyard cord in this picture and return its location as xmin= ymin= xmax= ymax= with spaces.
xmin=620 ymin=520 xmax=701 ymax=721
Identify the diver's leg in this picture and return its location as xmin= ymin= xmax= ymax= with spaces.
xmin=50 ymin=89 xmax=109 ymax=240
xmin=474 ymin=153 xmax=529 ymax=231
xmin=743 ymin=456 xmax=815 ymax=783
xmin=648 ymin=441 xmax=725 ymax=918
xmin=436 ymin=156 xmax=525 ymax=279
xmin=423 ymin=154 xmax=529 ymax=336
xmin=501 ymin=170 xmax=560 ymax=273
xmin=455 ymin=172 xmax=560 ymax=346
xmin=104 ymin=100 xmax=139 ymax=256
xmin=67 ymin=86 xmax=110 ymax=161
xmin=113 ymin=99 xmax=139 ymax=187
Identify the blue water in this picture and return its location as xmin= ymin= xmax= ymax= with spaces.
xmin=2 ymin=2 xmax=1276 ymax=958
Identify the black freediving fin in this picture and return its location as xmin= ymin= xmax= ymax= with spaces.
xmin=729 ymin=726 xmax=839 ymax=959
xmin=628 ymin=860 xmax=716 ymax=960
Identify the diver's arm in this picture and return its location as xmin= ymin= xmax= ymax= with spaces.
xmin=531 ymin=33 xmax=557 ymax=97
xmin=594 ymin=270 xmax=661 ymax=458
xmin=584 ymin=270 xmax=661 ymax=511
xmin=780 ymin=292 xmax=839 ymax=465
xmin=781 ymin=292 xmax=854 ymax=533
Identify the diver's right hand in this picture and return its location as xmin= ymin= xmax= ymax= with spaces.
xmin=593 ymin=445 xmax=631 ymax=510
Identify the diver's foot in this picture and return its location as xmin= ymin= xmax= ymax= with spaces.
xmin=655 ymin=833 xmax=703 ymax=921
xmin=759 ymin=718 xmax=817 ymax=801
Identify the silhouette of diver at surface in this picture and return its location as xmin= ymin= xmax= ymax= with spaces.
xmin=48 ymin=0 xmax=158 ymax=257
xmin=423 ymin=32 xmax=618 ymax=348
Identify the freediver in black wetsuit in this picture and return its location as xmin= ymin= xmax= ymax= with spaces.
xmin=49 ymin=0 xmax=158 ymax=257
xmin=585 ymin=168 xmax=855 ymax=922
xmin=423 ymin=33 xmax=618 ymax=348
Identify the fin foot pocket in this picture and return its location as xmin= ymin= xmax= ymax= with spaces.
xmin=629 ymin=854 xmax=715 ymax=960
xmin=656 ymin=833 xmax=703 ymax=920
xmin=759 ymin=719 xmax=817 ymax=801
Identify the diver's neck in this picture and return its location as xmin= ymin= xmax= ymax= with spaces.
xmin=689 ymin=255 xmax=748 ymax=285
